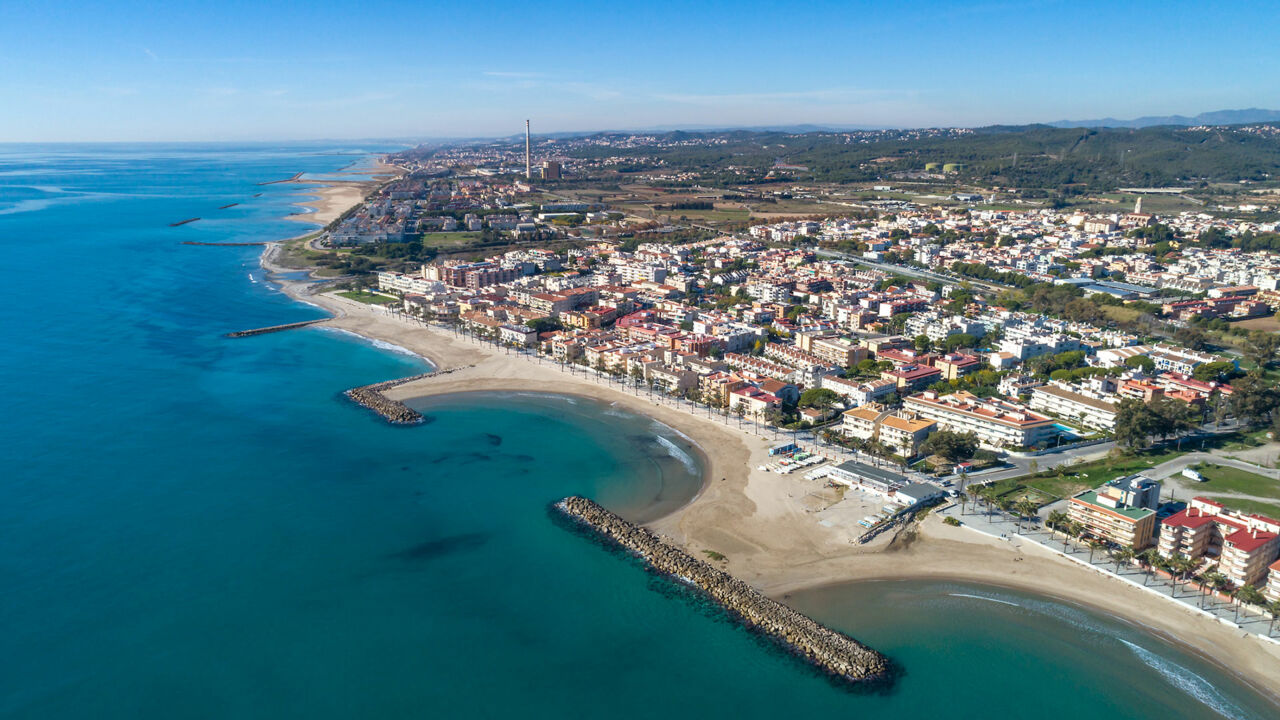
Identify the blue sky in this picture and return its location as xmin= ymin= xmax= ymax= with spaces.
xmin=2 ymin=0 xmax=1279 ymax=142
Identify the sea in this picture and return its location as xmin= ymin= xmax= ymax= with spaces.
xmin=0 ymin=143 xmax=1276 ymax=719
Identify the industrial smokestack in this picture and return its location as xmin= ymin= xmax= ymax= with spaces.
xmin=525 ymin=119 xmax=531 ymax=180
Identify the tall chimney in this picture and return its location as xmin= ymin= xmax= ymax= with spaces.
xmin=525 ymin=119 xmax=531 ymax=180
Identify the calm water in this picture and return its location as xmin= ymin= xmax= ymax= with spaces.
xmin=1 ymin=144 xmax=1276 ymax=719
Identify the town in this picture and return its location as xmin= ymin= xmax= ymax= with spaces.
xmin=288 ymin=127 xmax=1280 ymax=644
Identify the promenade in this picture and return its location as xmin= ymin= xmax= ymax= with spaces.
xmin=935 ymin=500 xmax=1280 ymax=643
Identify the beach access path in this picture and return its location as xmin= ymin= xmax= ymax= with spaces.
xmin=260 ymin=287 xmax=1280 ymax=706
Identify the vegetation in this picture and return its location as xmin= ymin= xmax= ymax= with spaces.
xmin=1188 ymin=463 xmax=1280 ymax=501
xmin=337 ymin=290 xmax=398 ymax=305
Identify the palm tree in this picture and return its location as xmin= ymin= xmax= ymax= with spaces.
xmin=1235 ymin=585 xmax=1265 ymax=623
xmin=1087 ymin=539 xmax=1106 ymax=564
xmin=955 ymin=491 xmax=969 ymax=516
xmin=1111 ymin=546 xmax=1135 ymax=574
xmin=1047 ymin=510 xmax=1068 ymax=535
xmin=996 ymin=497 xmax=1013 ymax=524
xmin=1137 ymin=549 xmax=1160 ymax=585
xmin=1015 ymin=499 xmax=1040 ymax=534
xmin=1167 ymin=554 xmax=1195 ymax=596
xmin=1202 ymin=571 xmax=1229 ymax=610
xmin=1267 ymin=599 xmax=1280 ymax=637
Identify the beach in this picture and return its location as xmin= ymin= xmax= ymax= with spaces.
xmin=283 ymin=157 xmax=402 ymax=226
xmin=261 ymin=278 xmax=1280 ymax=706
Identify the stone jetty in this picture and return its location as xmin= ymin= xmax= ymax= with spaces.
xmin=554 ymin=496 xmax=896 ymax=687
xmin=342 ymin=371 xmax=436 ymax=424
xmin=225 ymin=319 xmax=327 ymax=338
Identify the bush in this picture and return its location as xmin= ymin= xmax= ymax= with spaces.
xmin=943 ymin=516 xmax=962 ymax=527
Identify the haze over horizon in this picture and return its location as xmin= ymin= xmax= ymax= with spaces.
xmin=3 ymin=0 xmax=1279 ymax=142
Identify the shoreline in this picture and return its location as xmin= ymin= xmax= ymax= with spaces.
xmin=257 ymin=230 xmax=1280 ymax=710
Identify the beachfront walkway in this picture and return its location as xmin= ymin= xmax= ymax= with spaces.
xmin=936 ymin=501 xmax=1280 ymax=643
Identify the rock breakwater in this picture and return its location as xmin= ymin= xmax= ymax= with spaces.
xmin=343 ymin=371 xmax=438 ymax=424
xmin=226 ymin=319 xmax=327 ymax=338
xmin=554 ymin=496 xmax=896 ymax=687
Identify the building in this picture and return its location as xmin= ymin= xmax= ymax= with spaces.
xmin=877 ymin=413 xmax=938 ymax=458
xmin=1029 ymin=383 xmax=1119 ymax=430
xmin=1067 ymin=477 xmax=1161 ymax=549
xmin=827 ymin=461 xmax=906 ymax=498
xmin=1267 ymin=559 xmax=1280 ymax=601
xmin=892 ymin=482 xmax=947 ymax=509
xmin=841 ymin=403 xmax=891 ymax=442
xmin=881 ymin=363 xmax=942 ymax=392
xmin=904 ymin=390 xmax=1057 ymax=449
xmin=933 ymin=353 xmax=981 ymax=380
xmin=1160 ymin=497 xmax=1280 ymax=587
xmin=541 ymin=160 xmax=562 ymax=180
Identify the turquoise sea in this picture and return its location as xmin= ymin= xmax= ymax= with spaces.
xmin=0 ymin=144 xmax=1276 ymax=719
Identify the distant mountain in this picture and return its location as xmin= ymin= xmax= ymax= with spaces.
xmin=1049 ymin=108 xmax=1280 ymax=129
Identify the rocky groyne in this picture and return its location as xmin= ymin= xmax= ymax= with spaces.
xmin=554 ymin=496 xmax=896 ymax=688
xmin=225 ymin=319 xmax=327 ymax=338
xmin=342 ymin=371 xmax=438 ymax=424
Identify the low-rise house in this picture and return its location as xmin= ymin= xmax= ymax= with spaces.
xmin=881 ymin=363 xmax=942 ymax=392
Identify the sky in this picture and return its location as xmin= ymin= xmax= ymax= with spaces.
xmin=2 ymin=0 xmax=1279 ymax=142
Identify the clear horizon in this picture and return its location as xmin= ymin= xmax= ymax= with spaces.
xmin=3 ymin=0 xmax=1279 ymax=142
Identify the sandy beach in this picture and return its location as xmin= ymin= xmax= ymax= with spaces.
xmin=284 ymin=156 xmax=402 ymax=226
xmin=257 ymin=280 xmax=1280 ymax=705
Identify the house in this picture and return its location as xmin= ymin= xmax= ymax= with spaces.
xmin=881 ymin=363 xmax=942 ymax=392
xmin=877 ymin=413 xmax=938 ymax=458
xmin=729 ymin=385 xmax=781 ymax=416
xmin=933 ymin=353 xmax=981 ymax=380
xmin=498 ymin=324 xmax=539 ymax=347
xmin=892 ymin=482 xmax=947 ymax=509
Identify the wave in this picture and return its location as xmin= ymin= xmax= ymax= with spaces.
xmin=315 ymin=327 xmax=429 ymax=362
xmin=947 ymin=592 xmax=1021 ymax=608
xmin=653 ymin=434 xmax=699 ymax=476
xmin=942 ymin=586 xmax=1254 ymax=719
xmin=1118 ymin=638 xmax=1250 ymax=720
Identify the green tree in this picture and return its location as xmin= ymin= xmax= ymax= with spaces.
xmin=798 ymin=387 xmax=840 ymax=410
xmin=1124 ymin=355 xmax=1156 ymax=374
xmin=920 ymin=430 xmax=979 ymax=463
xmin=1242 ymin=331 xmax=1280 ymax=370
xmin=1229 ymin=373 xmax=1280 ymax=426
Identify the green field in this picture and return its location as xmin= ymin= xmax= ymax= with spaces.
xmin=337 ymin=290 xmax=398 ymax=305
xmin=1190 ymin=463 xmax=1280 ymax=500
xmin=421 ymin=231 xmax=482 ymax=248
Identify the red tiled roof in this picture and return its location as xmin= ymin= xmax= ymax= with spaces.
xmin=1224 ymin=528 xmax=1278 ymax=553
xmin=1161 ymin=508 xmax=1216 ymax=530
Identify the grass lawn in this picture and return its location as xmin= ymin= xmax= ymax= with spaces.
xmin=1190 ymin=463 xmax=1280 ymax=500
xmin=337 ymin=290 xmax=398 ymax=305
xmin=421 ymin=232 xmax=482 ymax=248
xmin=1202 ymin=496 xmax=1280 ymax=519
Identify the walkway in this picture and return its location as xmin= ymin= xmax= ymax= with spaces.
xmin=935 ymin=501 xmax=1280 ymax=642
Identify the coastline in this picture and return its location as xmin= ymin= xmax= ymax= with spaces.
xmin=282 ymin=155 xmax=401 ymax=226
xmin=259 ymin=252 xmax=1280 ymax=709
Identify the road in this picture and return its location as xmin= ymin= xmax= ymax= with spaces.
xmin=814 ymin=248 xmax=1012 ymax=292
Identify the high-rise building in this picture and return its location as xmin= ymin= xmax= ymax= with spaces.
xmin=541 ymin=160 xmax=561 ymax=180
